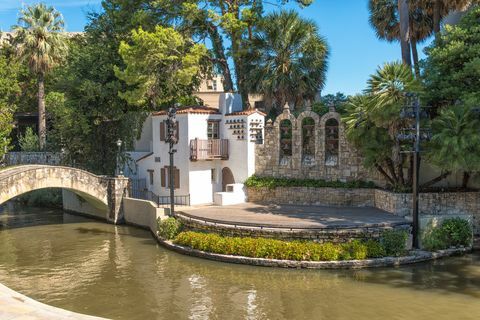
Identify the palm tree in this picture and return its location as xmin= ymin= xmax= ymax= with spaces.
xmin=369 ymin=0 xmax=433 ymax=77
xmin=420 ymin=0 xmax=475 ymax=33
xmin=398 ymin=0 xmax=412 ymax=66
xmin=244 ymin=10 xmax=329 ymax=111
xmin=428 ymin=105 xmax=480 ymax=189
xmin=344 ymin=62 xmax=420 ymax=189
xmin=13 ymin=3 xmax=67 ymax=150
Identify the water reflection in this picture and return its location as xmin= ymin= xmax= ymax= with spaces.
xmin=0 ymin=204 xmax=479 ymax=320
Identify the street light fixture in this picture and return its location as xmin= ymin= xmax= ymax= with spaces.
xmin=397 ymin=93 xmax=431 ymax=249
xmin=116 ymin=139 xmax=123 ymax=177
xmin=166 ymin=103 xmax=179 ymax=216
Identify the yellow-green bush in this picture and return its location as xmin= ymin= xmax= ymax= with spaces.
xmin=173 ymin=232 xmax=403 ymax=261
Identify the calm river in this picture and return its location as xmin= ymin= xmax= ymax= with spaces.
xmin=0 ymin=204 xmax=479 ymax=320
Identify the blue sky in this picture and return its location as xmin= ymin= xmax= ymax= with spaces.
xmin=0 ymin=0 xmax=431 ymax=96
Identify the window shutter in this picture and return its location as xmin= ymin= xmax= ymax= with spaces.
xmin=174 ymin=168 xmax=180 ymax=189
xmin=175 ymin=123 xmax=179 ymax=143
xmin=160 ymin=121 xmax=165 ymax=141
xmin=161 ymin=168 xmax=166 ymax=187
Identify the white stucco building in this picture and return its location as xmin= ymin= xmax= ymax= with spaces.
xmin=126 ymin=93 xmax=265 ymax=206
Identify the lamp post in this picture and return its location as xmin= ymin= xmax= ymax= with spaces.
xmin=116 ymin=139 xmax=123 ymax=177
xmin=398 ymin=93 xmax=431 ymax=248
xmin=166 ymin=104 xmax=179 ymax=216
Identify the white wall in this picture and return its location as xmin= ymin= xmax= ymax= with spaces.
xmin=123 ymin=197 xmax=168 ymax=232
xmin=62 ymin=190 xmax=108 ymax=220
xmin=134 ymin=114 xmax=153 ymax=152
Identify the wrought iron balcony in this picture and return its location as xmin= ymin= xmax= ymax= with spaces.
xmin=190 ymin=139 xmax=229 ymax=161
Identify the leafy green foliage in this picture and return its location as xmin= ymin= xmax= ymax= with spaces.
xmin=174 ymin=231 xmax=407 ymax=261
xmin=115 ymin=26 xmax=207 ymax=108
xmin=0 ymin=52 xmax=20 ymax=159
xmin=244 ymin=10 xmax=329 ymax=111
xmin=427 ymin=105 xmax=480 ymax=175
xmin=381 ymin=229 xmax=408 ymax=257
xmin=423 ymin=6 xmax=480 ymax=108
xmin=19 ymin=127 xmax=40 ymax=152
xmin=16 ymin=188 xmax=63 ymax=208
xmin=158 ymin=217 xmax=183 ymax=240
xmin=343 ymin=62 xmax=420 ymax=189
xmin=244 ymin=175 xmax=376 ymax=189
xmin=422 ymin=218 xmax=472 ymax=251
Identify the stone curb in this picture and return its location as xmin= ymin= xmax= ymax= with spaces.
xmin=155 ymin=234 xmax=471 ymax=269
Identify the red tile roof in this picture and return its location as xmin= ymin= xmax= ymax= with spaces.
xmin=152 ymin=106 xmax=221 ymax=116
xmin=225 ymin=109 xmax=266 ymax=117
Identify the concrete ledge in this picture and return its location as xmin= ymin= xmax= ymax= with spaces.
xmin=155 ymin=234 xmax=471 ymax=269
xmin=0 ymin=283 xmax=107 ymax=319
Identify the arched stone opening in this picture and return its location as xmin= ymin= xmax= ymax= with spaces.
xmin=279 ymin=119 xmax=292 ymax=164
xmin=325 ymin=118 xmax=339 ymax=166
xmin=301 ymin=117 xmax=315 ymax=166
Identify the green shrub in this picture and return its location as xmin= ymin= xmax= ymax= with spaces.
xmin=441 ymin=218 xmax=472 ymax=247
xmin=365 ymin=239 xmax=386 ymax=258
xmin=422 ymin=218 xmax=472 ymax=251
xmin=381 ymin=230 xmax=408 ymax=257
xmin=19 ymin=127 xmax=40 ymax=152
xmin=157 ymin=217 xmax=182 ymax=240
xmin=173 ymin=232 xmax=401 ymax=261
xmin=244 ymin=175 xmax=376 ymax=190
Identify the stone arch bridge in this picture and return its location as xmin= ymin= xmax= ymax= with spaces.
xmin=0 ymin=165 xmax=129 ymax=223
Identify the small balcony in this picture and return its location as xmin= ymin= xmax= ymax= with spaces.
xmin=190 ymin=139 xmax=229 ymax=161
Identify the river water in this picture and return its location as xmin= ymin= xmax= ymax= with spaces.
xmin=0 ymin=204 xmax=479 ymax=320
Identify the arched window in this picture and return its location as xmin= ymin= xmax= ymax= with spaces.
xmin=302 ymin=117 xmax=315 ymax=165
xmin=325 ymin=118 xmax=339 ymax=166
xmin=279 ymin=119 xmax=292 ymax=158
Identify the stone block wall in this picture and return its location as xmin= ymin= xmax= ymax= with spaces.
xmin=247 ymin=187 xmax=375 ymax=207
xmin=374 ymin=189 xmax=480 ymax=236
xmin=246 ymin=186 xmax=480 ymax=237
xmin=176 ymin=213 xmax=411 ymax=244
xmin=255 ymin=106 xmax=384 ymax=185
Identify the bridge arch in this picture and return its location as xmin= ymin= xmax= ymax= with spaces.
xmin=0 ymin=165 xmax=129 ymax=223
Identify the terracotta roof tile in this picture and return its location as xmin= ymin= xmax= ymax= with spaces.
xmin=152 ymin=106 xmax=221 ymax=116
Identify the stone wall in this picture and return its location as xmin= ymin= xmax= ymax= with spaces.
xmin=176 ymin=213 xmax=410 ymax=244
xmin=247 ymin=186 xmax=480 ymax=237
xmin=374 ymin=189 xmax=480 ymax=236
xmin=255 ymin=106 xmax=384 ymax=185
xmin=123 ymin=197 xmax=168 ymax=232
xmin=5 ymin=152 xmax=62 ymax=166
xmin=247 ymin=187 xmax=375 ymax=207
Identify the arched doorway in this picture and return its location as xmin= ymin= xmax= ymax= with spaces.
xmin=221 ymin=167 xmax=235 ymax=191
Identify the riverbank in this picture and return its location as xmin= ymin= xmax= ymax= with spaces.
xmin=0 ymin=283 xmax=106 ymax=320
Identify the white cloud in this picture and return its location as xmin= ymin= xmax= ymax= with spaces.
xmin=0 ymin=0 xmax=102 ymax=12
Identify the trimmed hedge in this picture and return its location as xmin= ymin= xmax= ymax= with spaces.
xmin=173 ymin=231 xmax=408 ymax=262
xmin=244 ymin=175 xmax=376 ymax=190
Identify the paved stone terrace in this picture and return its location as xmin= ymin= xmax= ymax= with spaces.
xmin=180 ymin=203 xmax=410 ymax=229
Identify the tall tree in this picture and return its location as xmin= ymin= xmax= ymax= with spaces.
xmin=369 ymin=0 xmax=433 ymax=75
xmin=398 ymin=0 xmax=412 ymax=66
xmin=0 ymin=50 xmax=20 ymax=161
xmin=12 ymin=3 xmax=67 ymax=150
xmin=161 ymin=0 xmax=315 ymax=109
xmin=420 ymin=0 xmax=475 ymax=33
xmin=115 ymin=26 xmax=207 ymax=108
xmin=423 ymin=6 xmax=480 ymax=110
xmin=244 ymin=10 xmax=328 ymax=111
xmin=343 ymin=62 xmax=421 ymax=190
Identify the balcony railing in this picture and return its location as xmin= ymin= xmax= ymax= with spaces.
xmin=190 ymin=139 xmax=229 ymax=161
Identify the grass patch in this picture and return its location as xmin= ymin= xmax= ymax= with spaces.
xmin=244 ymin=175 xmax=376 ymax=190
xmin=172 ymin=230 xmax=408 ymax=262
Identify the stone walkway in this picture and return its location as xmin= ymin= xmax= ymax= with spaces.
xmin=180 ymin=203 xmax=410 ymax=229
xmin=0 ymin=283 xmax=106 ymax=320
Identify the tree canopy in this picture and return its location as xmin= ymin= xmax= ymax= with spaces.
xmin=115 ymin=26 xmax=208 ymax=108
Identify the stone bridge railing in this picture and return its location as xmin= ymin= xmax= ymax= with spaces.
xmin=4 ymin=152 xmax=63 ymax=166
xmin=0 ymin=165 xmax=129 ymax=223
